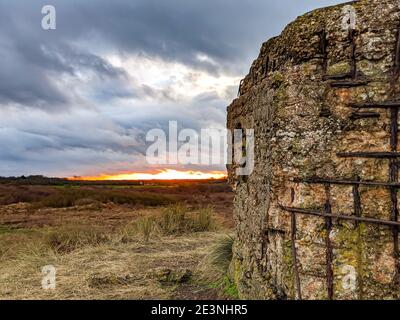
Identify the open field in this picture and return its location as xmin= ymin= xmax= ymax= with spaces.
xmin=0 ymin=180 xmax=235 ymax=300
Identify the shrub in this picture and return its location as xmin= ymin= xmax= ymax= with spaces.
xmin=159 ymin=204 xmax=187 ymax=235
xmin=196 ymin=235 xmax=237 ymax=298
xmin=136 ymin=216 xmax=155 ymax=243
xmin=0 ymin=186 xmax=53 ymax=205
xmin=208 ymin=235 xmax=234 ymax=272
xmin=44 ymin=225 xmax=110 ymax=253
xmin=159 ymin=204 xmax=218 ymax=235
xmin=194 ymin=206 xmax=215 ymax=232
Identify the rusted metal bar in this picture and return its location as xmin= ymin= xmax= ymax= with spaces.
xmin=323 ymin=73 xmax=352 ymax=81
xmin=391 ymin=108 xmax=398 ymax=151
xmin=330 ymin=80 xmax=368 ymax=88
xmin=389 ymin=106 xmax=400 ymax=285
xmin=320 ymin=29 xmax=328 ymax=75
xmin=337 ymin=152 xmax=400 ymax=159
xmin=291 ymin=211 xmax=302 ymax=300
xmin=280 ymin=206 xmax=400 ymax=228
xmin=389 ymin=170 xmax=400 ymax=285
xmin=352 ymin=102 xmax=400 ymax=109
xmin=394 ymin=25 xmax=400 ymax=76
xmin=352 ymin=177 xmax=364 ymax=298
xmin=289 ymin=187 xmax=302 ymax=300
xmin=263 ymin=228 xmax=286 ymax=236
xmin=292 ymin=177 xmax=400 ymax=188
xmin=350 ymin=112 xmax=380 ymax=120
xmin=324 ymin=185 xmax=334 ymax=300
xmin=353 ymin=181 xmax=362 ymax=221
xmin=264 ymin=56 xmax=269 ymax=76
xmin=349 ymin=29 xmax=357 ymax=79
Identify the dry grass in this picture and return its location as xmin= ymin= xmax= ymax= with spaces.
xmin=0 ymin=182 xmax=233 ymax=223
xmin=159 ymin=204 xmax=218 ymax=235
xmin=0 ymin=181 xmax=234 ymax=300
xmin=0 ymin=232 xmax=223 ymax=300
xmin=115 ymin=204 xmax=220 ymax=244
xmin=44 ymin=225 xmax=111 ymax=254
xmin=32 ymin=188 xmax=176 ymax=209
xmin=134 ymin=216 xmax=154 ymax=243
xmin=207 ymin=235 xmax=234 ymax=273
xmin=0 ymin=204 xmax=230 ymax=299
xmin=131 ymin=203 xmax=221 ymax=242
xmin=196 ymin=235 xmax=238 ymax=299
xmin=159 ymin=203 xmax=187 ymax=235
xmin=195 ymin=206 xmax=215 ymax=232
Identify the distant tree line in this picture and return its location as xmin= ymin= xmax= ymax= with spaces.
xmin=0 ymin=175 xmax=144 ymax=186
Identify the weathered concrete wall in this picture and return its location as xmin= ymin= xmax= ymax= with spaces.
xmin=227 ymin=0 xmax=400 ymax=299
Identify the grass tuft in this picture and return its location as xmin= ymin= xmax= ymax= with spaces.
xmin=209 ymin=235 xmax=234 ymax=272
xmin=159 ymin=204 xmax=218 ymax=236
xmin=196 ymin=235 xmax=237 ymax=298
xmin=44 ymin=225 xmax=110 ymax=253
xmin=160 ymin=203 xmax=187 ymax=235
xmin=136 ymin=216 xmax=155 ymax=243
xmin=115 ymin=205 xmax=219 ymax=243
xmin=194 ymin=206 xmax=216 ymax=232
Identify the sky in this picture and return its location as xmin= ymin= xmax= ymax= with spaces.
xmin=0 ymin=0 xmax=345 ymax=178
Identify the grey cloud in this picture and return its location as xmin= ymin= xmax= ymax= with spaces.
xmin=0 ymin=108 xmax=148 ymax=176
xmin=0 ymin=0 xmax=347 ymax=176
xmin=0 ymin=0 xmax=346 ymax=108
xmin=41 ymin=44 xmax=127 ymax=79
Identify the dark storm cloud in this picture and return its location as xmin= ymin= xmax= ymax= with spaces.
xmin=0 ymin=0 xmax=346 ymax=176
xmin=0 ymin=40 xmax=126 ymax=108
xmin=41 ymin=44 xmax=127 ymax=79
xmin=55 ymin=0 xmax=345 ymax=73
xmin=0 ymin=1 xmax=127 ymax=109
xmin=0 ymin=0 xmax=346 ymax=108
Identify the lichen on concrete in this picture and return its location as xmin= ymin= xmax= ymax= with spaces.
xmin=227 ymin=0 xmax=400 ymax=300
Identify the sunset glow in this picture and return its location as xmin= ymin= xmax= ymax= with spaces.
xmin=69 ymin=169 xmax=227 ymax=181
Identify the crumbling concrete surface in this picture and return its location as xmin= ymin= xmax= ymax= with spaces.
xmin=227 ymin=0 xmax=400 ymax=299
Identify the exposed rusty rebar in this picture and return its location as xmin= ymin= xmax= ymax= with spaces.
xmin=324 ymin=184 xmax=334 ymax=300
xmin=292 ymin=177 xmax=400 ymax=188
xmin=320 ymin=29 xmax=328 ymax=76
xmin=330 ymin=80 xmax=368 ymax=88
xmin=289 ymin=187 xmax=302 ymax=300
xmin=291 ymin=211 xmax=302 ymax=300
xmin=323 ymin=73 xmax=352 ymax=81
xmin=263 ymin=56 xmax=270 ymax=76
xmin=394 ymin=24 xmax=400 ymax=76
xmin=352 ymin=177 xmax=364 ymax=299
xmin=350 ymin=112 xmax=380 ymax=120
xmin=337 ymin=152 xmax=400 ymax=159
xmin=352 ymin=102 xmax=400 ymax=109
xmin=349 ymin=29 xmax=357 ymax=79
xmin=389 ymin=107 xmax=400 ymax=286
xmin=280 ymin=206 xmax=400 ymax=228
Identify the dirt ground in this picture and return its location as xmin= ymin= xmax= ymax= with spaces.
xmin=0 ymin=181 xmax=234 ymax=300
xmin=0 ymin=230 xmax=226 ymax=300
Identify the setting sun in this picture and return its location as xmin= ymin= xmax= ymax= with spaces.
xmin=69 ymin=169 xmax=227 ymax=181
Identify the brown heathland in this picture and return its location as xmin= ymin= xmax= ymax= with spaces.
xmin=0 ymin=180 xmax=235 ymax=300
